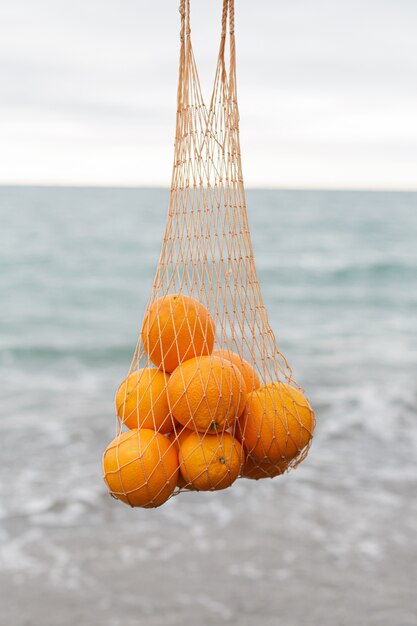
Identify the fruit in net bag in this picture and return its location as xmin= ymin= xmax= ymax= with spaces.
xmin=167 ymin=355 xmax=246 ymax=432
xmin=238 ymin=382 xmax=314 ymax=463
xmin=115 ymin=368 xmax=173 ymax=433
xmin=141 ymin=294 xmax=215 ymax=373
xmin=103 ymin=429 xmax=179 ymax=508
xmin=179 ymin=431 xmax=244 ymax=491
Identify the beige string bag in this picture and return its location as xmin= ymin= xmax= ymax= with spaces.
xmin=103 ymin=0 xmax=315 ymax=508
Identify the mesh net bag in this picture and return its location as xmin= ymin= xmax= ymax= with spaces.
xmin=103 ymin=0 xmax=315 ymax=508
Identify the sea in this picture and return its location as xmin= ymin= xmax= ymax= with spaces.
xmin=1 ymin=186 xmax=417 ymax=626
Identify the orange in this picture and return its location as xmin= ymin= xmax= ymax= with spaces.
xmin=115 ymin=368 xmax=174 ymax=434
xmin=141 ymin=294 xmax=215 ymax=373
xmin=103 ymin=428 xmax=179 ymax=508
xmin=213 ymin=349 xmax=260 ymax=392
xmin=241 ymin=455 xmax=289 ymax=480
xmin=179 ymin=432 xmax=244 ymax=491
xmin=167 ymin=355 xmax=246 ymax=432
xmin=238 ymin=382 xmax=315 ymax=462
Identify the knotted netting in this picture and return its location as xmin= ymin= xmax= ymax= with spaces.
xmin=103 ymin=0 xmax=315 ymax=508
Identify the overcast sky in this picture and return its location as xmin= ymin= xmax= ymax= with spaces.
xmin=0 ymin=0 xmax=416 ymax=189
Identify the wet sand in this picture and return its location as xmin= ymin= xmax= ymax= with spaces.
xmin=2 ymin=440 xmax=417 ymax=626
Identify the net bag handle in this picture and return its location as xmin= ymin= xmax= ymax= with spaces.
xmin=219 ymin=0 xmax=236 ymax=101
xmin=177 ymin=0 xmax=236 ymax=113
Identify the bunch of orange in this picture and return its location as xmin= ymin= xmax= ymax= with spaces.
xmin=102 ymin=294 xmax=315 ymax=508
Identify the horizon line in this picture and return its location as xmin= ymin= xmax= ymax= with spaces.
xmin=1 ymin=183 xmax=416 ymax=194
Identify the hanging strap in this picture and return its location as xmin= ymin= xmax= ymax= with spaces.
xmin=179 ymin=0 xmax=191 ymax=43
xmin=177 ymin=0 xmax=236 ymax=112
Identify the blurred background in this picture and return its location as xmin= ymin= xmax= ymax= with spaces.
xmin=1 ymin=1 xmax=416 ymax=625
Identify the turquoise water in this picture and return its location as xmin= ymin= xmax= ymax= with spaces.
xmin=1 ymin=186 xmax=417 ymax=625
